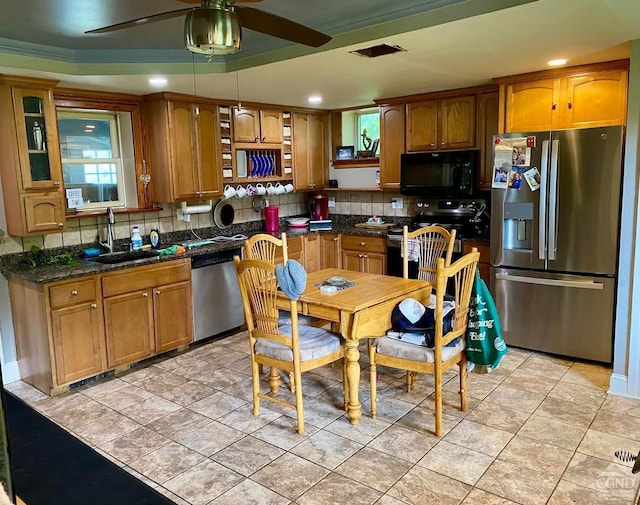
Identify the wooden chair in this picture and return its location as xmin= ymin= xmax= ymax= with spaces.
xmin=245 ymin=232 xmax=288 ymax=265
xmin=234 ymin=257 xmax=346 ymax=434
xmin=368 ymin=248 xmax=479 ymax=436
xmin=402 ymin=225 xmax=457 ymax=390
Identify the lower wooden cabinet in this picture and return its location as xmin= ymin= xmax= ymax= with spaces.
xmin=319 ymin=233 xmax=341 ymax=269
xmin=464 ymin=241 xmax=490 ymax=281
xmin=340 ymin=235 xmax=386 ymax=275
xmin=286 ymin=235 xmax=304 ymax=264
xmin=303 ymin=234 xmax=321 ymax=272
xmin=154 ymin=280 xmax=192 ymax=353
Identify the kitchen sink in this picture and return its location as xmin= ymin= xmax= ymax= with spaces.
xmin=92 ymin=250 xmax=160 ymax=264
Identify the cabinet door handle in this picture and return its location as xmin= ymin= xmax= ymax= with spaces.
xmin=567 ymin=101 xmax=572 ymax=109
xmin=440 ymin=142 xmax=446 ymax=146
xmin=360 ymin=242 xmax=365 ymax=246
xmin=155 ymin=290 xmax=161 ymax=295
xmin=57 ymin=223 xmax=64 ymax=228
xmin=71 ymin=290 xmax=78 ymax=296
xmin=142 ymin=292 xmax=148 ymax=297
xmin=552 ymin=103 xmax=557 ymax=110
xmin=363 ymin=254 xmax=368 ymax=258
xmin=261 ymin=136 xmax=266 ymax=142
xmin=429 ymin=143 xmax=436 ymax=147
xmin=333 ymin=237 xmax=338 ymax=241
xmin=91 ymin=303 xmax=97 ymax=309
xmin=53 ymin=181 xmax=61 ymax=187
xmin=255 ymin=136 xmax=259 ymax=142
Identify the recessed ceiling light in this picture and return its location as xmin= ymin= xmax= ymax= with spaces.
xmin=149 ymin=77 xmax=168 ymax=87
xmin=85 ymin=124 xmax=95 ymax=130
xmin=548 ymin=58 xmax=567 ymax=67
xmin=308 ymin=95 xmax=322 ymax=104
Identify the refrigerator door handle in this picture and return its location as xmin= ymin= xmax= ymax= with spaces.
xmin=548 ymin=139 xmax=560 ymax=260
xmin=539 ymin=140 xmax=550 ymax=260
xmin=495 ymin=273 xmax=604 ymax=290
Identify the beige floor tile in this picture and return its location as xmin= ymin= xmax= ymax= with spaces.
xmin=173 ymin=420 xmax=245 ymax=456
xmin=217 ymin=404 xmax=283 ymax=434
xmin=548 ymin=380 xmax=607 ymax=406
xmin=155 ymin=486 xmax=190 ymax=505
xmin=120 ymin=396 xmax=181 ymax=425
xmin=212 ymin=435 xmax=284 ymax=476
xmin=367 ymin=424 xmax=439 ymax=463
xmin=335 ymin=447 xmax=413 ymax=493
xmin=535 ymin=395 xmax=599 ymax=427
xmin=396 ymin=405 xmax=460 ymax=437
xmin=444 ymin=420 xmax=513 ymax=457
xmin=443 ymin=373 xmax=500 ymax=400
xmin=133 ymin=371 xmax=190 ymax=395
xmin=387 ymin=465 xmax=471 ymax=505
xmin=50 ymin=399 xmax=115 ymax=433
xmin=464 ymin=400 xmax=530 ymax=433
xmin=128 ymin=442 xmax=205 ymax=484
xmin=461 ymin=488 xmax=518 ymax=504
xmin=517 ymin=413 xmax=587 ymax=450
xmin=418 ymin=440 xmax=494 ymax=485
xmin=252 ymin=415 xmax=317 ymax=451
xmin=208 ymin=479 xmax=289 ymax=505
xmin=290 ymin=429 xmax=363 ymax=469
xmin=419 ymin=390 xmax=482 ymax=419
xmin=90 ymin=384 xmax=154 ymax=411
xmin=99 ymin=426 xmax=171 ymax=464
xmin=547 ymin=479 xmax=634 ymax=505
xmin=78 ymin=377 xmax=130 ymax=398
xmin=498 ymin=434 xmax=573 ymax=477
xmin=516 ymin=355 xmax=572 ymax=380
xmin=591 ymin=409 xmax=640 ymax=441
xmin=562 ymin=453 xmax=640 ymax=502
xmin=75 ymin=411 xmax=140 ymax=446
xmin=157 ymin=380 xmax=216 ymax=406
xmin=163 ymin=459 xmax=244 ymax=505
xmin=362 ymin=394 xmax=416 ymax=424
xmin=189 ymin=391 xmax=248 ymax=420
xmin=500 ymin=369 xmax=558 ymax=395
xmin=577 ymin=428 xmax=640 ymax=467
xmin=484 ymin=385 xmax=544 ymax=415
xmin=601 ymin=394 xmax=640 ymax=418
xmin=297 ymin=473 xmax=382 ymax=505
xmin=144 ymin=407 xmax=211 ymax=439
xmin=251 ymin=453 xmax=329 ymax=501
xmin=374 ymin=495 xmax=409 ymax=505
xmin=324 ymin=413 xmax=391 ymax=445
xmin=561 ymin=365 xmax=612 ymax=390
xmin=476 ymin=459 xmax=558 ymax=505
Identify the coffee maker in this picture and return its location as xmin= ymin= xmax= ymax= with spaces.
xmin=308 ymin=191 xmax=329 ymax=220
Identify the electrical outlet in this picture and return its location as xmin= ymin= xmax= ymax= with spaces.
xmin=328 ymin=197 xmax=335 ymax=208
xmin=176 ymin=209 xmax=191 ymax=222
xmin=392 ymin=197 xmax=403 ymax=209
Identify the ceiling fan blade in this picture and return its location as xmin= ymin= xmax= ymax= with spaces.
xmin=85 ymin=8 xmax=191 ymax=34
xmin=236 ymin=6 xmax=331 ymax=47
xmin=178 ymin=0 xmax=264 ymax=3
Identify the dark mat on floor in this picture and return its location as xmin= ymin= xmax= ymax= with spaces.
xmin=4 ymin=391 xmax=176 ymax=505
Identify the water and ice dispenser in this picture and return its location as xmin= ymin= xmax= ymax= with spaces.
xmin=502 ymin=202 xmax=534 ymax=251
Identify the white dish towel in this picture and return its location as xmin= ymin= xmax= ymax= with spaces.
xmin=401 ymin=238 xmax=420 ymax=262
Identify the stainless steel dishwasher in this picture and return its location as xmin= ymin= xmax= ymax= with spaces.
xmin=191 ymin=247 xmax=244 ymax=341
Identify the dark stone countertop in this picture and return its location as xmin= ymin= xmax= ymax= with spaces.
xmin=0 ymin=215 xmax=409 ymax=284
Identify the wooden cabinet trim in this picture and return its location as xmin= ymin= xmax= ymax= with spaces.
xmin=493 ymin=59 xmax=630 ymax=85
xmin=101 ymin=259 xmax=190 ymax=298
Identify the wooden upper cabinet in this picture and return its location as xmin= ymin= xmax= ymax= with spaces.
xmin=144 ymin=97 xmax=223 ymax=202
xmin=562 ymin=70 xmax=628 ymax=129
xmin=293 ymin=112 xmax=327 ymax=191
xmin=406 ymin=95 xmax=475 ymax=151
xmin=0 ymin=76 xmax=66 ymax=235
xmin=233 ymin=107 xmax=283 ymax=143
xmin=477 ymin=92 xmax=500 ymax=191
xmin=379 ymin=104 xmax=405 ymax=189
xmin=406 ymin=100 xmax=438 ymax=151
xmin=439 ymin=95 xmax=476 ymax=149
xmin=505 ymin=78 xmax=561 ymax=132
xmin=501 ymin=63 xmax=629 ymax=133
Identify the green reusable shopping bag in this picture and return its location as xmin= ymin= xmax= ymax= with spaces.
xmin=466 ymin=271 xmax=507 ymax=369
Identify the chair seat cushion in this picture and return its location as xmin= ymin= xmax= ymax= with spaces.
xmin=255 ymin=325 xmax=342 ymax=362
xmin=374 ymin=337 xmax=465 ymax=363
xmin=278 ymin=310 xmax=323 ymax=327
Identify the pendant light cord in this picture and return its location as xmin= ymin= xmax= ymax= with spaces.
xmin=235 ymin=52 xmax=241 ymax=109
xmin=192 ymin=53 xmax=198 ymax=98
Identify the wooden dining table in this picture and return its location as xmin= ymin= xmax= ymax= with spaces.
xmin=277 ymin=268 xmax=431 ymax=425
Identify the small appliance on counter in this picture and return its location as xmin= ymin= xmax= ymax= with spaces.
xmin=263 ymin=205 xmax=279 ymax=233
xmin=309 ymin=219 xmax=332 ymax=231
xmin=308 ymin=191 xmax=329 ymax=220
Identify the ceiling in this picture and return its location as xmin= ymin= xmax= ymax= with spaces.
xmin=0 ymin=0 xmax=638 ymax=110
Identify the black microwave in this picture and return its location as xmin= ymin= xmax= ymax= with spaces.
xmin=400 ymin=149 xmax=477 ymax=197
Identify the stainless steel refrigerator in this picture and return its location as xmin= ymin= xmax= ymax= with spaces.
xmin=490 ymin=126 xmax=624 ymax=363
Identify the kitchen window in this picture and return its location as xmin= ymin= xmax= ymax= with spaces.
xmin=356 ymin=110 xmax=380 ymax=154
xmin=57 ymin=109 xmax=137 ymax=210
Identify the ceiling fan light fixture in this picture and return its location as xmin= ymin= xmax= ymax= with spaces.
xmin=184 ymin=5 xmax=241 ymax=55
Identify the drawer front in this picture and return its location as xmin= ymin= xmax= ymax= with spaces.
xmin=102 ymin=259 xmax=191 ymax=298
xmin=49 ymin=277 xmax=97 ymax=309
xmin=341 ymin=235 xmax=386 ymax=254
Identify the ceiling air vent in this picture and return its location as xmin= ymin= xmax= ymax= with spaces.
xmin=350 ymin=44 xmax=406 ymax=58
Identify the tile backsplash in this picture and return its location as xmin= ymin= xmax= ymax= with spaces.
xmin=0 ymin=191 xmax=411 ymax=256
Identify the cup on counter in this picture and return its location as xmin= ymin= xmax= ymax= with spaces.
xmin=223 ymin=184 xmax=236 ymax=199
xmin=266 ymin=182 xmax=276 ymax=195
xmin=274 ymin=182 xmax=286 ymax=195
xmin=255 ymin=183 xmax=267 ymax=196
xmin=284 ymin=183 xmax=294 ymax=193
xmin=236 ymin=185 xmax=248 ymax=198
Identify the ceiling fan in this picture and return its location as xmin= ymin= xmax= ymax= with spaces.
xmin=86 ymin=0 xmax=332 ymax=55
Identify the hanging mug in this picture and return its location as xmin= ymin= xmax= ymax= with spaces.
xmin=236 ymin=185 xmax=248 ymax=199
xmin=274 ymin=182 xmax=286 ymax=195
xmin=284 ymin=183 xmax=294 ymax=193
xmin=255 ymin=183 xmax=267 ymax=196
xmin=266 ymin=182 xmax=276 ymax=195
xmin=223 ymin=184 xmax=236 ymax=199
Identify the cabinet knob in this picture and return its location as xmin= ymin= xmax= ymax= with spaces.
xmin=440 ymin=142 xmax=446 ymax=146
xmin=142 ymin=292 xmax=148 ymax=297
xmin=430 ymin=143 xmax=436 ymax=147
xmin=261 ymin=136 xmax=266 ymax=142
xmin=57 ymin=223 xmax=64 ymax=228
xmin=360 ymin=242 xmax=365 ymax=246
xmin=363 ymin=254 xmax=368 ymax=258
xmin=255 ymin=136 xmax=259 ymax=142
xmin=552 ymin=103 xmax=557 ymax=110
xmin=358 ymin=254 xmax=363 ymax=258
xmin=91 ymin=303 xmax=97 ymax=309
xmin=155 ymin=290 xmax=161 ymax=295
xmin=71 ymin=290 xmax=78 ymax=296
xmin=567 ymin=101 xmax=573 ymax=110
xmin=53 ymin=181 xmax=61 ymax=187
xmin=333 ymin=237 xmax=338 ymax=241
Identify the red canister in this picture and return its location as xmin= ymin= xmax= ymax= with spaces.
xmin=263 ymin=205 xmax=279 ymax=233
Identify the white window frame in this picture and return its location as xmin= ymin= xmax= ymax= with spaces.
xmin=354 ymin=108 xmax=380 ymax=152
xmin=58 ymin=110 xmax=127 ymax=210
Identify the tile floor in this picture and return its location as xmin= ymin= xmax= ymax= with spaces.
xmin=7 ymin=332 xmax=640 ymax=505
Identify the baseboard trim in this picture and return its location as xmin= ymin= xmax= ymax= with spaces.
xmin=2 ymin=360 xmax=20 ymax=385
xmin=608 ymin=372 xmax=635 ymax=398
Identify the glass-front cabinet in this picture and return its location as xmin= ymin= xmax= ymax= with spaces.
xmin=0 ymin=76 xmax=65 ymax=235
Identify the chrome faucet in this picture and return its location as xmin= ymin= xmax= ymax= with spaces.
xmin=99 ymin=207 xmax=115 ymax=253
